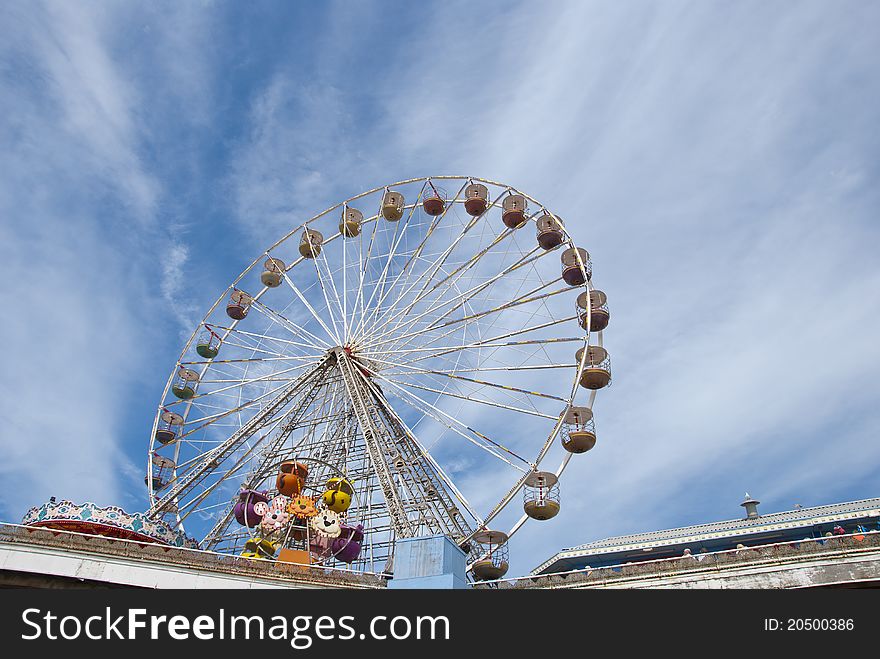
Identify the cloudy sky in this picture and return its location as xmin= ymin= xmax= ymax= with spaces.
xmin=1 ymin=0 xmax=878 ymax=576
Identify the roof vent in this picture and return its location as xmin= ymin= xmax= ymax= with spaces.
xmin=741 ymin=493 xmax=761 ymax=519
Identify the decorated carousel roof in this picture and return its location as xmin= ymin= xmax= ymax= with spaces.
xmin=22 ymin=500 xmax=198 ymax=549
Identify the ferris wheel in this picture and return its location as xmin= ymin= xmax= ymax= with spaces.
xmin=146 ymin=176 xmax=611 ymax=580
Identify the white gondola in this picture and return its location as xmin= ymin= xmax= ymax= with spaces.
xmin=562 ymin=247 xmax=591 ymax=286
xmin=471 ymin=529 xmax=510 ymax=581
xmin=561 ymin=405 xmax=596 ymax=453
xmin=339 ymin=207 xmax=363 ymax=237
xmin=299 ymin=228 xmax=324 ymax=258
xmin=464 ymin=183 xmax=489 ymax=216
xmin=576 ymin=345 xmax=612 ymax=389
xmin=171 ymin=367 xmax=199 ymax=400
xmin=146 ymin=454 xmax=176 ymax=490
xmin=523 ymin=471 xmax=560 ymax=520
xmin=577 ymin=289 xmax=610 ymax=332
xmin=226 ymin=289 xmax=253 ymax=320
xmin=536 ymin=214 xmax=564 ymax=249
xmin=502 ymin=193 xmax=528 ymax=229
xmin=260 ymin=257 xmax=286 ymax=288
xmin=154 ymin=410 xmax=184 ymax=445
xmin=423 ymin=184 xmax=446 ymax=216
xmin=382 ymin=191 xmax=405 ymax=221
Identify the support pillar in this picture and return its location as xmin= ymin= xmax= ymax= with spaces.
xmin=387 ymin=535 xmax=468 ymax=589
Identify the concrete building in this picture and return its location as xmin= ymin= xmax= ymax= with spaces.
xmin=532 ymin=495 xmax=880 ymax=573
xmin=0 ymin=522 xmax=385 ymax=589
xmin=480 ymin=495 xmax=880 ymax=589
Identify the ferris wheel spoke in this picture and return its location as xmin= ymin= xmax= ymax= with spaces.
xmin=426 ymin=319 xmax=580 ymax=361
xmin=382 ymin=243 xmax=554 ymax=344
xmin=359 ymin=239 xmax=474 ymax=347
xmin=424 ymin=281 xmax=556 ymax=338
xmin=386 ymin=187 xmax=512 ymax=326
xmin=210 ymin=344 xmax=318 ymax=371
xmin=199 ymin=375 xmax=318 ymax=384
xmin=399 ymin=230 xmax=542 ymax=334
xmin=178 ymin=390 xmax=299 ymax=416
xmin=342 ymin=206 xmax=350 ymax=339
xmin=381 ymin=363 xmax=574 ymax=376
xmin=351 ymin=191 xmax=418 ymax=343
xmin=173 ymin=418 xmax=279 ymax=476
xmin=356 ymin=213 xmax=443 ymax=340
xmin=172 ymin=416 xmax=289 ymax=476
xmin=181 ymin=354 xmax=323 ymax=368
xmin=177 ymin=498 xmax=226 ymax=521
xmin=367 ymin=247 xmax=558 ymax=351
xmin=368 ymin=282 xmax=570 ymax=354
xmin=380 ymin=391 xmax=529 ymax=475
xmin=383 ymin=371 xmax=559 ymax=421
xmin=365 ymin=329 xmax=582 ymax=365
xmin=416 ymin=282 xmax=568 ymax=338
xmin=368 ymin=322 xmax=470 ymax=366
xmin=174 ymin=362 xmax=317 ymax=403
xmin=352 ymin=201 xmax=383 ymax=343
xmin=276 ymin=269 xmax=339 ymax=344
xmin=173 ymin=389 xmax=295 ymax=446
xmin=370 ymin=358 xmax=570 ymax=405
xmin=417 ymin=199 xmax=530 ymax=292
xmin=215 ymin=323 xmax=330 ymax=357
xmin=226 ymin=327 xmax=324 ymax=371
xmin=357 ymin=180 xmax=470 ymax=342
xmin=368 ymin=264 xmax=475 ymax=352
xmin=368 ymin=369 xmax=531 ymax=470
xmin=482 ymin=304 xmax=559 ymax=371
xmin=234 ymin=293 xmax=331 ymax=351
xmin=248 ymin=297 xmax=334 ymax=350
xmin=175 ymin=412 xmax=290 ymax=464
xmin=364 ymin=232 xmax=494 ymax=343
xmin=311 ymin=235 xmax=348 ymax=342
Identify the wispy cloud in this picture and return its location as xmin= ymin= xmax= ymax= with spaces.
xmin=0 ymin=1 xmax=207 ymax=515
xmin=228 ymin=77 xmax=351 ymax=242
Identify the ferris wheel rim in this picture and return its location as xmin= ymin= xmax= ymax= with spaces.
xmin=147 ymin=175 xmax=602 ymax=568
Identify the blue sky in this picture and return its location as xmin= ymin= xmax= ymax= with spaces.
xmin=1 ymin=0 xmax=878 ymax=576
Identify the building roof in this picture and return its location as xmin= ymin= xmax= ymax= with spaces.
xmin=532 ymin=496 xmax=880 ymax=575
